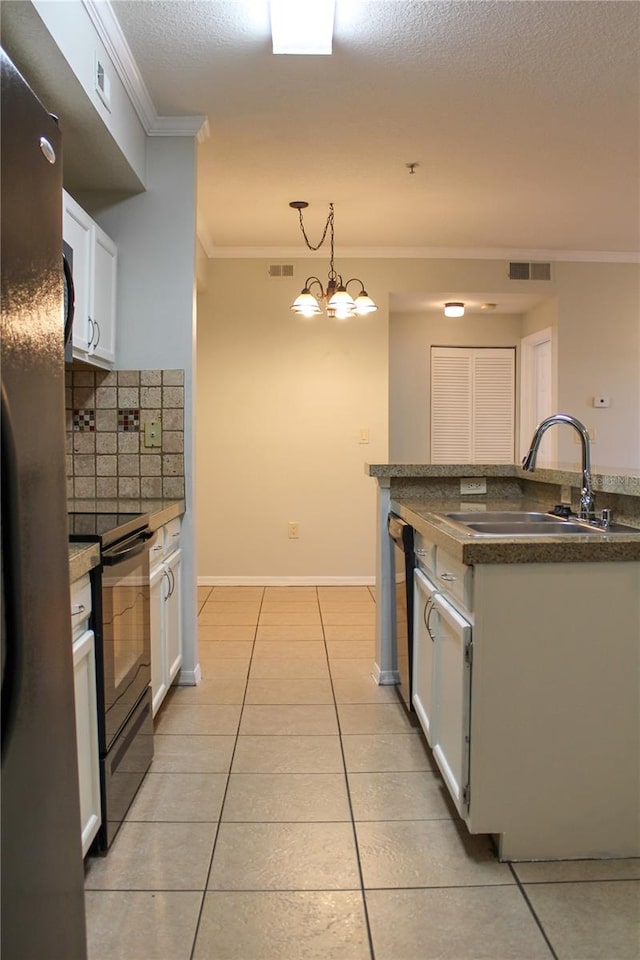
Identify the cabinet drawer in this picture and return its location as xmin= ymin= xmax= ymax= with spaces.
xmin=70 ymin=574 xmax=92 ymax=638
xmin=435 ymin=548 xmax=473 ymax=613
xmin=163 ymin=517 xmax=182 ymax=554
xmin=414 ymin=530 xmax=437 ymax=577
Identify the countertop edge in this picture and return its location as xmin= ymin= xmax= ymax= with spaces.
xmin=69 ymin=543 xmax=101 ymax=582
xmin=369 ymin=463 xmax=640 ymax=497
xmin=392 ymin=499 xmax=640 ymax=564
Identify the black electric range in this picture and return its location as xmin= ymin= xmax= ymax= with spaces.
xmin=68 ymin=508 xmax=154 ymax=852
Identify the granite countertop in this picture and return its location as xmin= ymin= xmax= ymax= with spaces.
xmin=67 ymin=498 xmax=185 ymax=580
xmin=369 ymin=463 xmax=640 ymax=497
xmin=392 ymin=497 xmax=640 ymax=564
xmin=68 ymin=542 xmax=101 ymax=582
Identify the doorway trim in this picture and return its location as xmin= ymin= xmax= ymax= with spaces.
xmin=520 ymin=327 xmax=556 ymax=462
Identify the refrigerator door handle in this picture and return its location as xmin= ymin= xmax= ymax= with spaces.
xmin=62 ymin=252 xmax=74 ymax=347
xmin=1 ymin=384 xmax=23 ymax=760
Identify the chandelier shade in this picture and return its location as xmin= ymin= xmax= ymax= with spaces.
xmin=289 ymin=202 xmax=377 ymax=320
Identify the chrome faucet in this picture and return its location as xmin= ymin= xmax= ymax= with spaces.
xmin=522 ymin=413 xmax=595 ymax=519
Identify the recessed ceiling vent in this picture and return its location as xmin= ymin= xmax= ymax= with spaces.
xmin=508 ymin=261 xmax=552 ymax=281
xmin=268 ymin=263 xmax=294 ymax=278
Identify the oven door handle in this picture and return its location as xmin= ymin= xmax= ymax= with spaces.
xmin=102 ymin=530 xmax=153 ymax=565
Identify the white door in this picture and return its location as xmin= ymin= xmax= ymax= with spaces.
xmin=520 ymin=328 xmax=555 ymax=462
xmin=413 ymin=568 xmax=438 ymax=745
xmin=430 ymin=593 xmax=472 ymax=818
xmin=165 ymin=549 xmax=183 ymax=685
xmin=431 ymin=347 xmax=515 ymax=463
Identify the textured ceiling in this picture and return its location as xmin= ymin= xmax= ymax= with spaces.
xmin=111 ymin=0 xmax=639 ymax=256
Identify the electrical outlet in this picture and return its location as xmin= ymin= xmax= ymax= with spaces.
xmin=144 ymin=418 xmax=162 ymax=448
xmin=460 ymin=478 xmax=487 ymax=495
xmin=288 ymin=522 xmax=299 ymax=539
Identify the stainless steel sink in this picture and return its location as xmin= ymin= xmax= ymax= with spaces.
xmin=446 ymin=511 xmax=559 ymax=523
xmin=442 ymin=511 xmax=640 ymax=538
xmin=464 ymin=521 xmax=589 ymax=536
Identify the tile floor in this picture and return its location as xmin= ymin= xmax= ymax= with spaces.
xmin=84 ymin=585 xmax=640 ymax=960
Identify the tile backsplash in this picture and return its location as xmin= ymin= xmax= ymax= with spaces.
xmin=65 ymin=368 xmax=185 ymax=500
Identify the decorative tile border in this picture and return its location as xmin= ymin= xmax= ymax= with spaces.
xmin=118 ymin=408 xmax=140 ymax=432
xmin=73 ymin=409 xmax=95 ymax=432
xmin=65 ymin=369 xmax=185 ymax=499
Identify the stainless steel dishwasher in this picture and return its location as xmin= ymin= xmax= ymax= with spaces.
xmin=387 ymin=513 xmax=415 ymax=712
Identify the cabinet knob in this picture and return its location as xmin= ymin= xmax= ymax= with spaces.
xmin=415 ymin=548 xmax=427 ymax=556
xmin=440 ymin=572 xmax=457 ymax=582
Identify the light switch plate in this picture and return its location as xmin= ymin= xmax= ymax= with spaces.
xmin=144 ymin=418 xmax=162 ymax=448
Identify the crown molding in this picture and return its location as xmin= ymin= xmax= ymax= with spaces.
xmin=83 ymin=0 xmax=209 ymax=139
xmin=204 ymin=245 xmax=640 ymax=263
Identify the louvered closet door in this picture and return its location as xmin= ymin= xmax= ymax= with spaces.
xmin=431 ymin=347 xmax=515 ymax=463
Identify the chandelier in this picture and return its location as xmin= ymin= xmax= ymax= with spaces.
xmin=289 ymin=201 xmax=377 ymax=320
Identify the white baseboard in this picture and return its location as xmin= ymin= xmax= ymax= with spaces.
xmin=198 ymin=575 xmax=376 ymax=586
xmin=177 ymin=664 xmax=201 ymax=686
xmin=372 ymin=663 xmax=399 ymax=685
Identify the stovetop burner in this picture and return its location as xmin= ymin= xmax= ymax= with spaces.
xmin=68 ymin=511 xmax=150 ymax=548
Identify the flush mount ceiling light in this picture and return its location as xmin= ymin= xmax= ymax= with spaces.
xmin=270 ymin=0 xmax=335 ymax=55
xmin=444 ymin=301 xmax=465 ymax=318
xmin=289 ymin=201 xmax=377 ymax=320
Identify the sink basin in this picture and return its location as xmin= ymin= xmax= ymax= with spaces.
xmin=446 ymin=511 xmax=559 ymax=523
xmin=442 ymin=511 xmax=640 ymax=537
xmin=465 ymin=521 xmax=589 ymax=536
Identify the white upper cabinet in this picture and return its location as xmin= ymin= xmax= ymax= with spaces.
xmin=63 ymin=190 xmax=117 ymax=368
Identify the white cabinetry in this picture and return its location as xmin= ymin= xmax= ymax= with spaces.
xmin=412 ymin=544 xmax=640 ymax=860
xmin=413 ymin=566 xmax=472 ymax=817
xmin=70 ymin=574 xmax=101 ymax=857
xmin=63 ymin=190 xmax=116 ymax=367
xmin=150 ymin=518 xmax=183 ymax=717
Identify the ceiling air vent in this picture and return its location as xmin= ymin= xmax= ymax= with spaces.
xmin=268 ymin=263 xmax=294 ymax=278
xmin=508 ymin=261 xmax=552 ymax=281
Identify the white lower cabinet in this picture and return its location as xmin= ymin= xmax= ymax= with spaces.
xmin=412 ymin=551 xmax=640 ymax=860
xmin=413 ymin=567 xmax=472 ymax=816
xmin=70 ymin=575 xmax=101 ymax=857
xmin=150 ymin=519 xmax=183 ymax=717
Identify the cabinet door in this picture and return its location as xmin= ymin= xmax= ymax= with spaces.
xmin=165 ymin=549 xmax=183 ymax=685
xmin=412 ymin=568 xmax=437 ymax=745
xmin=150 ymin=563 xmax=167 ymax=718
xmin=72 ymin=629 xmax=101 ymax=856
xmin=91 ymin=224 xmax=117 ymax=365
xmin=62 ymin=192 xmax=92 ymax=355
xmin=431 ymin=593 xmax=472 ymax=817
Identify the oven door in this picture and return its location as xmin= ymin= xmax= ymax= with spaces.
xmin=100 ymin=529 xmax=152 ymax=748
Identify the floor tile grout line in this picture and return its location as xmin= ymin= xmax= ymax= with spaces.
xmin=188 ymin=586 xmax=265 ymax=960
xmin=319 ymin=597 xmax=377 ymax=960
xmin=507 ymin=862 xmax=560 ymax=960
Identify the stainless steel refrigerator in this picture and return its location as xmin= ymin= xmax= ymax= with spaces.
xmin=1 ymin=49 xmax=88 ymax=959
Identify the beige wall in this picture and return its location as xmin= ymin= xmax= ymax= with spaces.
xmin=197 ymin=256 xmax=639 ymax=581
xmin=197 ymin=258 xmax=389 ymax=581
xmin=555 ymin=263 xmax=640 ymax=468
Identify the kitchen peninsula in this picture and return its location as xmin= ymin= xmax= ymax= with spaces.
xmin=369 ymin=463 xmax=640 ymax=861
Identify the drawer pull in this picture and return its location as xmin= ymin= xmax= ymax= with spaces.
xmin=72 ymin=603 xmax=86 ymax=616
xmin=440 ymin=572 xmax=457 ymax=582
xmin=415 ymin=548 xmax=427 ymax=556
xmin=152 ymin=544 xmax=163 ymax=552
